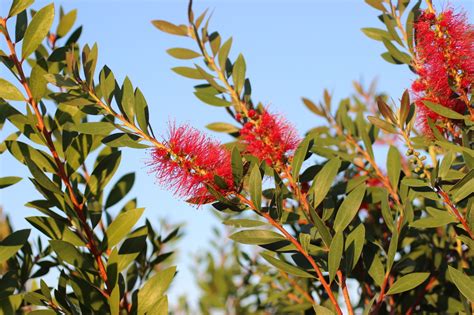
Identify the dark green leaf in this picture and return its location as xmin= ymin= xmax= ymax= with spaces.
xmin=249 ymin=164 xmax=262 ymax=210
xmin=309 ymin=158 xmax=341 ymax=209
xmin=333 ymin=185 xmax=366 ymax=232
xmin=261 ymin=252 xmax=315 ymax=278
xmin=229 ymin=229 xmax=285 ymax=245
xmin=0 ymin=229 xmax=30 ymax=262
xmin=328 ymin=231 xmax=344 ymax=283
xmin=0 ymin=176 xmax=22 ymax=188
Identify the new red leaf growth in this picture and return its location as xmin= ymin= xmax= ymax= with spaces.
xmin=149 ymin=124 xmax=234 ymax=204
xmin=240 ymin=109 xmax=300 ymax=166
xmin=411 ymin=7 xmax=474 ymax=134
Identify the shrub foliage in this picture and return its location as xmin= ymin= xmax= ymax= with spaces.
xmin=0 ymin=0 xmax=473 ymax=314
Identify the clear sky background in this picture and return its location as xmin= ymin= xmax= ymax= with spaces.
xmin=1 ymin=0 xmax=472 ymax=309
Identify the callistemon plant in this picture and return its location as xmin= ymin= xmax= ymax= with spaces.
xmin=0 ymin=0 xmax=473 ymax=314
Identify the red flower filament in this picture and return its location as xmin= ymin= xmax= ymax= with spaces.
xmin=411 ymin=7 xmax=473 ymax=134
xmin=240 ymin=109 xmax=300 ymax=166
xmin=149 ymin=124 xmax=234 ymax=204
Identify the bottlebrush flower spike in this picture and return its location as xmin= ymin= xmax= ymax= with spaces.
xmin=411 ymin=6 xmax=474 ymax=134
xmin=149 ymin=124 xmax=234 ymax=205
xmin=240 ymin=109 xmax=300 ymax=166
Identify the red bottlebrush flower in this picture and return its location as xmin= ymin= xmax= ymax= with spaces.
xmin=149 ymin=124 xmax=234 ymax=205
xmin=240 ymin=109 xmax=300 ymax=165
xmin=411 ymin=6 xmax=473 ymax=134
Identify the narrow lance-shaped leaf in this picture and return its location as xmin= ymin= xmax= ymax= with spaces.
xmin=0 ymin=79 xmax=25 ymax=101
xmin=261 ymin=252 xmax=315 ymax=278
xmin=386 ymin=272 xmax=430 ymax=295
xmin=328 ymin=231 xmax=344 ymax=283
xmin=22 ymin=3 xmax=55 ymax=59
xmin=333 ymin=185 xmax=366 ymax=232
xmin=249 ymin=164 xmax=262 ymax=210
xmin=105 ymin=208 xmax=145 ymax=248
xmin=0 ymin=229 xmax=31 ymax=262
xmin=448 ymin=266 xmax=474 ymax=302
xmin=309 ymin=158 xmax=341 ymax=208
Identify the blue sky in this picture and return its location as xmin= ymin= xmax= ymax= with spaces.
xmin=1 ymin=0 xmax=472 ymax=309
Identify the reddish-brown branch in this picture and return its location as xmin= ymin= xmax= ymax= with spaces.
xmin=1 ymin=18 xmax=110 ymax=294
xmin=259 ymin=211 xmax=342 ymax=314
xmin=337 ymin=270 xmax=354 ymax=315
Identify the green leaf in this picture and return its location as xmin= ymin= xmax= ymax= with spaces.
xmin=399 ymin=89 xmax=410 ymax=127
xmin=166 ymin=48 xmax=201 ymax=59
xmin=26 ymin=216 xmax=84 ymax=246
xmin=229 ymin=229 xmax=285 ymax=245
xmin=232 ymin=54 xmax=246 ymax=95
xmin=105 ymin=173 xmax=135 ymax=208
xmin=261 ymin=252 xmax=315 ymax=278
xmin=194 ymin=91 xmax=231 ymax=107
xmin=25 ymin=156 xmax=61 ymax=194
xmin=137 ymin=266 xmax=176 ymax=314
xmin=151 ymin=20 xmax=187 ymax=36
xmin=344 ymin=223 xmax=365 ymax=271
xmin=382 ymin=39 xmax=411 ymax=64
xmin=50 ymin=240 xmax=93 ymax=270
xmin=410 ymin=207 xmax=456 ymax=228
xmin=172 ymin=66 xmax=203 ymax=79
xmin=386 ymin=230 xmax=398 ymax=271
xmin=328 ymin=231 xmax=344 ymax=283
xmin=386 ymin=272 xmax=430 ymax=295
xmin=105 ymin=208 xmax=145 ymax=248
xmin=29 ymin=65 xmax=48 ymax=101
xmin=120 ymin=77 xmax=135 ymax=121
xmin=308 ymin=204 xmax=332 ymax=248
xmin=361 ymin=27 xmax=391 ymax=41
xmin=291 ymin=136 xmax=310 ymax=180
xmin=448 ymin=266 xmax=474 ymax=302
xmin=8 ymin=0 xmax=34 ymax=17
xmin=64 ymin=122 xmax=115 ymax=135
xmin=309 ymin=158 xmax=341 ymax=209
xmin=218 ymin=37 xmax=232 ymax=70
xmin=367 ymin=116 xmax=397 ymax=134
xmin=333 ymin=185 xmax=366 ymax=232
xmin=302 ymin=97 xmax=324 ymax=116
xmin=231 ymin=147 xmax=243 ymax=187
xmin=452 ymin=177 xmax=474 ymax=203
xmin=222 ymin=219 xmax=266 ymax=228
xmin=387 ymin=146 xmax=401 ymax=193
xmin=43 ymin=74 xmax=78 ymax=89
xmin=0 ymin=79 xmax=24 ymax=101
xmin=313 ymin=305 xmax=336 ymax=315
xmin=423 ymin=101 xmax=465 ymax=120
xmin=22 ymin=3 xmax=55 ymax=59
xmin=206 ymin=122 xmax=239 ymax=133
xmin=134 ymin=88 xmax=150 ymax=136
xmin=0 ymin=176 xmax=22 ymax=188
xmin=249 ymin=164 xmax=262 ymax=210
xmin=0 ymin=229 xmax=30 ymax=262
xmin=56 ymin=9 xmax=77 ymax=37
xmin=102 ymin=133 xmax=149 ymax=149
